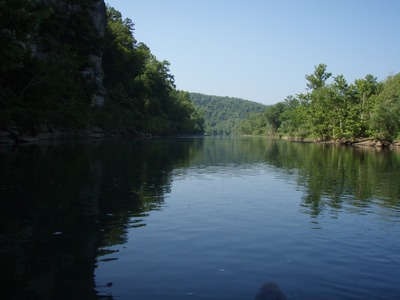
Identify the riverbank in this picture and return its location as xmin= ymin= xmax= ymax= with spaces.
xmin=0 ymin=125 xmax=153 ymax=144
xmin=280 ymin=136 xmax=400 ymax=149
xmin=2 ymin=127 xmax=399 ymax=149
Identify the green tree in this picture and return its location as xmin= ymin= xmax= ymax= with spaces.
xmin=0 ymin=0 xmax=37 ymax=73
xmin=99 ymin=5 xmax=203 ymax=135
xmin=330 ymin=74 xmax=356 ymax=139
xmin=168 ymin=91 xmax=204 ymax=134
xmin=0 ymin=0 xmax=100 ymax=129
xmin=264 ymin=102 xmax=286 ymax=132
xmin=371 ymin=74 xmax=400 ymax=141
xmin=190 ymin=93 xmax=265 ymax=135
xmin=354 ymin=74 xmax=382 ymax=136
xmin=301 ymin=64 xmax=335 ymax=140
xmin=279 ymin=95 xmax=309 ymax=139
xmin=305 ymin=64 xmax=332 ymax=90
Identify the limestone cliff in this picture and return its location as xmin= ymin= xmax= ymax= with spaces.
xmin=34 ymin=0 xmax=107 ymax=106
xmin=0 ymin=0 xmax=108 ymax=143
xmin=87 ymin=0 xmax=107 ymax=106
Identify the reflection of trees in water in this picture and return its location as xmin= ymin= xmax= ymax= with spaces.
xmin=1 ymin=138 xmax=399 ymax=298
xmin=0 ymin=139 xmax=202 ymax=299
xmin=261 ymin=141 xmax=400 ymax=217
xmin=189 ymin=137 xmax=400 ymax=217
xmin=192 ymin=136 xmax=275 ymax=166
xmin=0 ymin=143 xmax=102 ymax=299
xmin=96 ymin=139 xmax=203 ymax=248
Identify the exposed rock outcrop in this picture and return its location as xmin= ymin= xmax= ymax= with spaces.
xmin=33 ymin=0 xmax=107 ymax=106
xmin=88 ymin=0 xmax=107 ymax=106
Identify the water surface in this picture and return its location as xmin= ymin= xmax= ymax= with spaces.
xmin=1 ymin=137 xmax=399 ymax=299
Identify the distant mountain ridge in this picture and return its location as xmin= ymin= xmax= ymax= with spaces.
xmin=189 ymin=92 xmax=267 ymax=135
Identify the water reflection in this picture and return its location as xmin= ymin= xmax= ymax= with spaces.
xmin=0 ymin=137 xmax=399 ymax=299
xmin=184 ymin=137 xmax=400 ymax=218
xmin=0 ymin=143 xmax=101 ymax=299
xmin=0 ymin=139 xmax=202 ymax=299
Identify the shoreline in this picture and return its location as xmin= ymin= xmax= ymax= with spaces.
xmin=279 ymin=136 xmax=400 ymax=148
xmin=1 ymin=127 xmax=399 ymax=149
xmin=0 ymin=125 xmax=153 ymax=145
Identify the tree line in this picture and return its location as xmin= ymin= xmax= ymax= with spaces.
xmin=239 ymin=64 xmax=400 ymax=142
xmin=0 ymin=1 xmax=203 ymax=137
xmin=190 ymin=92 xmax=266 ymax=135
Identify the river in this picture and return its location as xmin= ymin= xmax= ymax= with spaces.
xmin=1 ymin=137 xmax=399 ymax=299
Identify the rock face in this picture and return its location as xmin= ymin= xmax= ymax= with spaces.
xmin=88 ymin=0 xmax=107 ymax=106
xmin=1 ymin=1 xmax=111 ymax=144
xmin=34 ymin=0 xmax=107 ymax=106
xmin=91 ymin=0 xmax=107 ymax=37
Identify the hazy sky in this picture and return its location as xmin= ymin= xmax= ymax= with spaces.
xmin=105 ymin=0 xmax=400 ymax=105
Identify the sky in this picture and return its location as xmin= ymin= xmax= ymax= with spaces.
xmin=105 ymin=0 xmax=400 ymax=105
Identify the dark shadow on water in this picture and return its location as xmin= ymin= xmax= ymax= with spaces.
xmin=0 ymin=139 xmax=202 ymax=299
xmin=254 ymin=282 xmax=287 ymax=300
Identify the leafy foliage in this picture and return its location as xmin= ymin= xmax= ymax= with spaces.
xmin=190 ymin=93 xmax=266 ymax=135
xmin=99 ymin=7 xmax=204 ymax=135
xmin=0 ymin=2 xmax=203 ymax=136
xmin=0 ymin=0 xmax=98 ymax=130
xmin=371 ymin=74 xmax=400 ymax=141
xmin=238 ymin=64 xmax=399 ymax=142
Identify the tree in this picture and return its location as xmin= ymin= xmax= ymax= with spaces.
xmin=371 ymin=74 xmax=400 ymax=141
xmin=278 ymin=95 xmax=309 ymax=139
xmin=264 ymin=102 xmax=286 ymax=133
xmin=354 ymin=74 xmax=381 ymax=136
xmin=99 ymin=5 xmax=203 ymax=135
xmin=190 ymin=93 xmax=265 ymax=135
xmin=0 ymin=0 xmax=100 ymax=129
xmin=305 ymin=64 xmax=332 ymax=90
xmin=302 ymin=64 xmax=335 ymax=140
xmin=167 ymin=91 xmax=204 ymax=134
xmin=330 ymin=74 xmax=354 ymax=138
xmin=103 ymin=6 xmax=141 ymax=91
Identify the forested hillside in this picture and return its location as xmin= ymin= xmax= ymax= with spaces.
xmin=190 ymin=93 xmax=266 ymax=135
xmin=239 ymin=64 xmax=400 ymax=143
xmin=3 ymin=1 xmax=397 ymax=144
xmin=0 ymin=1 xmax=203 ymax=142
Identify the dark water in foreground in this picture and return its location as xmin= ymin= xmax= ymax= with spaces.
xmin=1 ymin=137 xmax=399 ymax=299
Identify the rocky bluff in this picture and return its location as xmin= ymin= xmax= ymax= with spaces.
xmin=1 ymin=0 xmax=108 ymax=143
xmin=35 ymin=0 xmax=107 ymax=107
